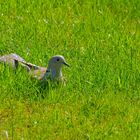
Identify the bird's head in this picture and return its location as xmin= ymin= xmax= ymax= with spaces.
xmin=48 ymin=55 xmax=69 ymax=69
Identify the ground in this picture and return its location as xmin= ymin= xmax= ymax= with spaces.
xmin=0 ymin=0 xmax=140 ymax=139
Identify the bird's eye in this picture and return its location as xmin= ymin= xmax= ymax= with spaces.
xmin=57 ymin=58 xmax=59 ymax=61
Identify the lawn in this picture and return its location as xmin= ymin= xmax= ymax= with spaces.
xmin=0 ymin=0 xmax=140 ymax=139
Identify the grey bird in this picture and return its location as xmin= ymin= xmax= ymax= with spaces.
xmin=22 ymin=55 xmax=69 ymax=82
xmin=0 ymin=54 xmax=69 ymax=82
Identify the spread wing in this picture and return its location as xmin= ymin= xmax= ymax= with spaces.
xmin=0 ymin=53 xmax=50 ymax=81
xmin=0 ymin=53 xmax=42 ymax=71
xmin=18 ymin=61 xmax=40 ymax=70
xmin=0 ymin=53 xmax=26 ymax=69
xmin=0 ymin=53 xmax=25 ymax=62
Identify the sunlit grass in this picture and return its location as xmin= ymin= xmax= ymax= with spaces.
xmin=0 ymin=0 xmax=140 ymax=139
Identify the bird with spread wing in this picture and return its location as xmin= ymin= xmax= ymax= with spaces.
xmin=0 ymin=53 xmax=69 ymax=82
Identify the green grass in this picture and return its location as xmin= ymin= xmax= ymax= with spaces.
xmin=0 ymin=0 xmax=140 ymax=139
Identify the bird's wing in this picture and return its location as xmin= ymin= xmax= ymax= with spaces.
xmin=29 ymin=67 xmax=50 ymax=80
xmin=0 ymin=53 xmax=25 ymax=62
xmin=18 ymin=61 xmax=40 ymax=70
xmin=0 ymin=53 xmax=50 ymax=80
xmin=0 ymin=53 xmax=41 ymax=70
xmin=0 ymin=53 xmax=26 ymax=69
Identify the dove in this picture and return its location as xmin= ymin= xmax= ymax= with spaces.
xmin=0 ymin=54 xmax=69 ymax=82
xmin=21 ymin=55 xmax=69 ymax=82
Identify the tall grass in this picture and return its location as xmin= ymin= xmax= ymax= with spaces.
xmin=0 ymin=0 xmax=140 ymax=139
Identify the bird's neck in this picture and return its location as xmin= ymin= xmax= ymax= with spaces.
xmin=48 ymin=67 xmax=62 ymax=80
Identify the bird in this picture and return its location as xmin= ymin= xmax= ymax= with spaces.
xmin=0 ymin=54 xmax=69 ymax=82
xmin=21 ymin=55 xmax=69 ymax=82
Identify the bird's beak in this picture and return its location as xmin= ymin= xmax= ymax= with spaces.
xmin=63 ymin=62 xmax=70 ymax=67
